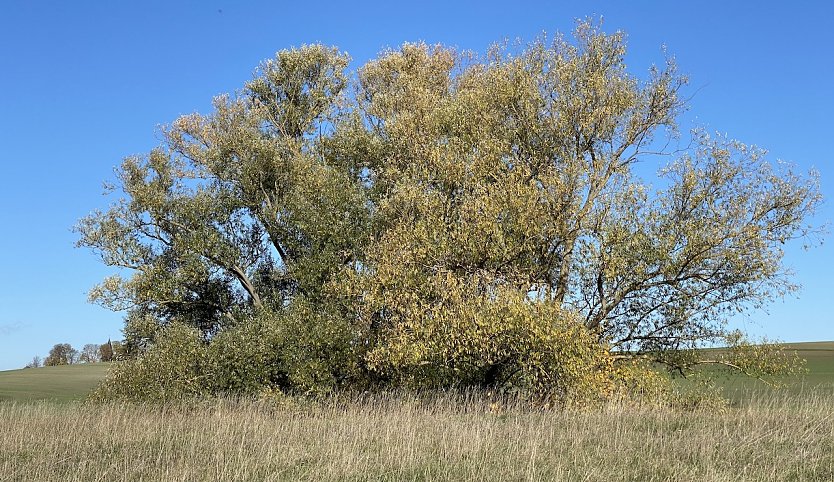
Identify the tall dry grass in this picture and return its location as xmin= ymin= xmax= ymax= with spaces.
xmin=1 ymin=390 xmax=832 ymax=481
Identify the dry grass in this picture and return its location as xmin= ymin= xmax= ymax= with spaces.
xmin=1 ymin=391 xmax=832 ymax=481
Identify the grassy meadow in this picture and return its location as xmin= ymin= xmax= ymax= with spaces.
xmin=681 ymin=342 xmax=834 ymax=404
xmin=0 ymin=343 xmax=832 ymax=481
xmin=1 ymin=392 xmax=833 ymax=481
xmin=0 ymin=363 xmax=111 ymax=402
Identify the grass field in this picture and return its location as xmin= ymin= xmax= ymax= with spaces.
xmin=680 ymin=342 xmax=834 ymax=404
xmin=0 ymin=392 xmax=832 ymax=481
xmin=0 ymin=344 xmax=833 ymax=480
xmin=0 ymin=363 xmax=111 ymax=402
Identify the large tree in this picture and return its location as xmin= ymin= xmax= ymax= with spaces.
xmin=346 ymin=25 xmax=820 ymax=388
xmin=80 ymin=22 xmax=821 ymax=402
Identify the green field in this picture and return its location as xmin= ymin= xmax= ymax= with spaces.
xmin=683 ymin=342 xmax=834 ymax=403
xmin=0 ymin=363 xmax=111 ymax=402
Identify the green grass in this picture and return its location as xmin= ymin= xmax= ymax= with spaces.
xmin=0 ymin=363 xmax=111 ymax=402
xmin=678 ymin=341 xmax=834 ymax=403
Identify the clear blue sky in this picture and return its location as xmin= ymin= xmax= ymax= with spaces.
xmin=1 ymin=1 xmax=832 ymax=370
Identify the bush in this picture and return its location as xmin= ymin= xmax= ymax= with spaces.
xmin=364 ymin=278 xmax=619 ymax=407
xmin=93 ymin=298 xmax=365 ymax=401
xmin=205 ymin=300 xmax=363 ymax=396
xmin=90 ymin=323 xmax=208 ymax=402
xmin=203 ymin=312 xmax=289 ymax=394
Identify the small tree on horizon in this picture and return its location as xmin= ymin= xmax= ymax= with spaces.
xmin=44 ymin=343 xmax=78 ymax=366
xmin=98 ymin=339 xmax=123 ymax=362
xmin=24 ymin=356 xmax=42 ymax=369
xmin=79 ymin=344 xmax=101 ymax=363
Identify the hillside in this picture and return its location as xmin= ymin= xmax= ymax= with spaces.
xmin=703 ymin=341 xmax=834 ymax=402
xmin=0 ymin=363 xmax=111 ymax=402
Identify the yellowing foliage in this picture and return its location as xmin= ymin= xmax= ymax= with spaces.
xmin=362 ymin=275 xmax=613 ymax=404
xmin=80 ymin=21 xmax=820 ymax=404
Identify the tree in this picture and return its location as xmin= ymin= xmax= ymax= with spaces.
xmin=24 ymin=356 xmax=41 ymax=368
xmin=76 ymin=44 xmax=365 ymax=342
xmin=346 ymin=25 xmax=820 ymax=388
xmin=79 ymin=22 xmax=821 ymax=403
xmin=79 ymin=344 xmax=101 ymax=363
xmin=98 ymin=339 xmax=123 ymax=362
xmin=44 ymin=343 xmax=78 ymax=366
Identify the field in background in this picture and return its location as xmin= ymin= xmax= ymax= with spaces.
xmin=1 ymin=392 xmax=832 ymax=481
xmin=0 ymin=363 xmax=111 ymax=402
xmin=688 ymin=342 xmax=834 ymax=403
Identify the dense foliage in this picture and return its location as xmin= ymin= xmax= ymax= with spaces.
xmin=80 ymin=22 xmax=821 ymax=404
xmin=44 ymin=343 xmax=78 ymax=366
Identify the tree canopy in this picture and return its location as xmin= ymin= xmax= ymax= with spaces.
xmin=79 ymin=21 xmax=821 ymax=404
xmin=44 ymin=343 xmax=78 ymax=366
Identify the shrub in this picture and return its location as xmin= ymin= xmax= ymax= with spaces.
xmin=94 ymin=298 xmax=365 ymax=401
xmin=89 ymin=323 xmax=207 ymax=402
xmin=365 ymin=278 xmax=618 ymax=407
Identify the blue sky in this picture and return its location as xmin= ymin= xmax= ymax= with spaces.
xmin=0 ymin=1 xmax=832 ymax=370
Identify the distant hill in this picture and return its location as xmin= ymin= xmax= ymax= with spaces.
xmin=0 ymin=363 xmax=111 ymax=402
xmin=713 ymin=341 xmax=834 ymax=400
xmin=783 ymin=341 xmax=834 ymax=385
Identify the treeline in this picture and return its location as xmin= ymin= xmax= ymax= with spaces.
xmin=24 ymin=341 xmax=123 ymax=368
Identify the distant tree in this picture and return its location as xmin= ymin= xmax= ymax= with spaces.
xmin=112 ymin=340 xmax=125 ymax=359
xmin=44 ymin=343 xmax=78 ymax=366
xmin=99 ymin=340 xmax=114 ymax=362
xmin=79 ymin=344 xmax=101 ymax=363
xmin=24 ymin=356 xmax=42 ymax=368
xmin=99 ymin=339 xmax=124 ymax=362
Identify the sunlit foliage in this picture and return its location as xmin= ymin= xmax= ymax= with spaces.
xmin=79 ymin=21 xmax=821 ymax=403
